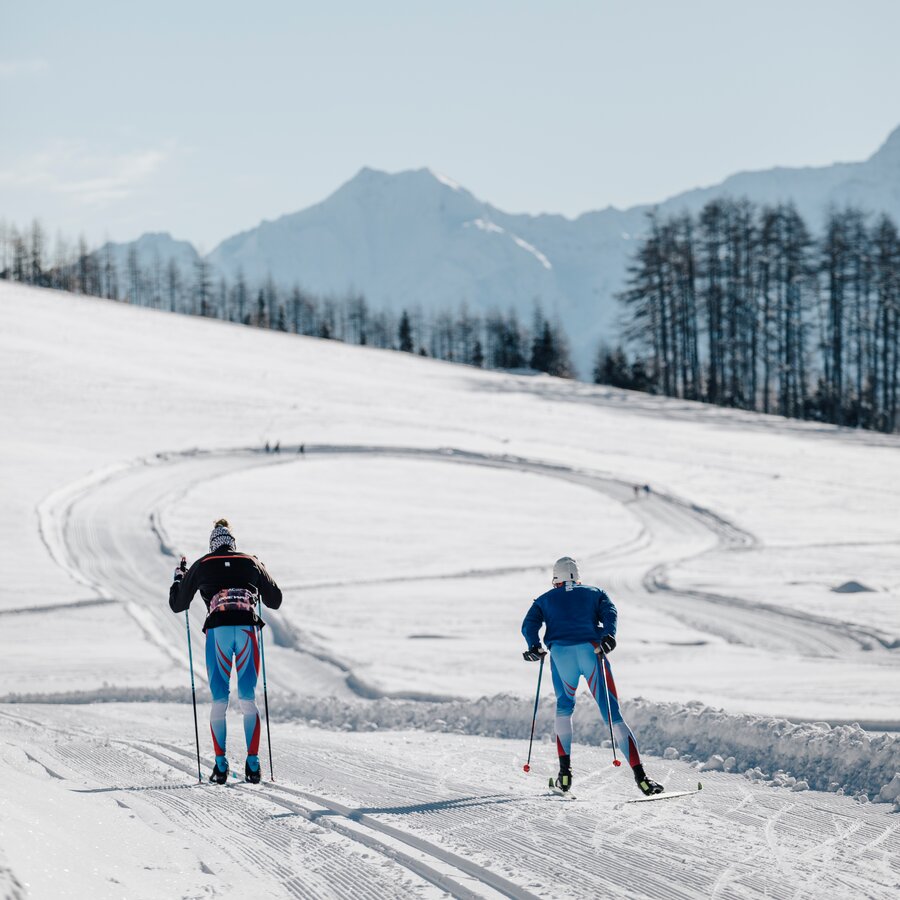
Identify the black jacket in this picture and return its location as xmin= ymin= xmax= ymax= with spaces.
xmin=169 ymin=547 xmax=282 ymax=632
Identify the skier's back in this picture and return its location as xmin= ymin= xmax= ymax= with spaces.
xmin=521 ymin=556 xmax=663 ymax=796
xmin=170 ymin=518 xmax=282 ymax=783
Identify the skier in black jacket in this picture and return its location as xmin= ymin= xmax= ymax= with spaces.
xmin=170 ymin=518 xmax=282 ymax=784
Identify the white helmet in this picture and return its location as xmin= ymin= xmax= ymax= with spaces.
xmin=552 ymin=556 xmax=580 ymax=585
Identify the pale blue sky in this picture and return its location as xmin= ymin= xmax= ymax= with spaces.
xmin=2 ymin=0 xmax=899 ymax=248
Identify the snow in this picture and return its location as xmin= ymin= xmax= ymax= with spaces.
xmin=469 ymin=217 xmax=505 ymax=235
xmin=510 ymin=234 xmax=552 ymax=270
xmin=2 ymin=281 xmax=900 ymax=898
xmin=465 ymin=217 xmax=553 ymax=269
xmin=429 ymin=169 xmax=462 ymax=192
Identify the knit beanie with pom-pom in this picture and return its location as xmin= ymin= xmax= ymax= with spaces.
xmin=209 ymin=518 xmax=236 ymax=552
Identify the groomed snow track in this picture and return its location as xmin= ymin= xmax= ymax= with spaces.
xmin=3 ymin=704 xmax=900 ymax=900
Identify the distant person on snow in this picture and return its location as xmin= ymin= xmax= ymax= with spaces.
xmin=169 ymin=518 xmax=282 ymax=784
xmin=521 ymin=557 xmax=663 ymax=797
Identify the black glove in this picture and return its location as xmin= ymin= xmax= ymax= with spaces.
xmin=173 ymin=556 xmax=187 ymax=583
xmin=522 ymin=645 xmax=547 ymax=662
xmin=598 ymin=635 xmax=616 ymax=655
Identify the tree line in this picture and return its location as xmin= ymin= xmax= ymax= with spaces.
xmin=0 ymin=219 xmax=573 ymax=378
xmin=599 ymin=201 xmax=900 ymax=432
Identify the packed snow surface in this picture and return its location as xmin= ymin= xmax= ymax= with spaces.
xmin=1 ymin=282 xmax=899 ymax=898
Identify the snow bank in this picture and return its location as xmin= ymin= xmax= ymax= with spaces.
xmin=279 ymin=693 xmax=900 ymax=801
xmin=623 ymin=699 xmax=900 ymax=800
xmin=7 ymin=689 xmax=898 ymax=801
xmin=2 ymin=687 xmax=194 ymax=705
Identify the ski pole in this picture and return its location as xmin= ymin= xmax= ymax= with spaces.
xmin=523 ymin=654 xmax=545 ymax=772
xmin=257 ymin=604 xmax=275 ymax=781
xmin=181 ymin=556 xmax=202 ymax=784
xmin=596 ymin=646 xmax=621 ymax=767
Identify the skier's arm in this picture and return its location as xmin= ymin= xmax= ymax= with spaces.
xmin=521 ymin=600 xmax=544 ymax=648
xmin=597 ymin=590 xmax=618 ymax=640
xmin=256 ymin=560 xmax=283 ymax=610
xmin=169 ymin=560 xmax=199 ymax=613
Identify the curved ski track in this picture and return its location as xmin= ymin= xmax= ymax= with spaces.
xmin=39 ymin=443 xmax=888 ymax=690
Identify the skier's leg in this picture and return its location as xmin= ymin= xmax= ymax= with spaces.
xmin=205 ymin=626 xmax=235 ymax=773
xmin=549 ymin=646 xmax=580 ymax=787
xmin=235 ymin=626 xmax=261 ymax=776
xmin=583 ymin=644 xmax=663 ymax=794
xmin=582 ymin=644 xmax=641 ymax=766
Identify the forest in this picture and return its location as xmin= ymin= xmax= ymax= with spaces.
xmin=600 ymin=201 xmax=900 ymax=433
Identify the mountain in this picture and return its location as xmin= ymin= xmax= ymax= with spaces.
xmin=207 ymin=167 xmax=639 ymax=374
xmin=208 ymin=167 xmax=567 ymax=318
xmin=653 ymin=124 xmax=900 ymax=225
xmin=96 ymin=232 xmax=200 ymax=276
xmin=127 ymin=126 xmax=900 ymax=375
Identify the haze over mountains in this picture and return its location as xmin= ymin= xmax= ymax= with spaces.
xmin=105 ymin=125 xmax=900 ymax=374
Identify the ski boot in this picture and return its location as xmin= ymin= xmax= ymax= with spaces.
xmin=553 ymin=755 xmax=573 ymax=793
xmin=245 ymin=756 xmax=261 ymax=784
xmin=209 ymin=758 xmax=229 ymax=785
xmin=554 ymin=770 xmax=573 ymax=793
xmin=633 ymin=764 xmax=664 ymax=796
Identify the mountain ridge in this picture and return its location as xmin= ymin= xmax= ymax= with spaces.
xmin=102 ymin=125 xmax=900 ymax=374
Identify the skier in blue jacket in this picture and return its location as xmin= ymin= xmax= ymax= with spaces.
xmin=522 ymin=556 xmax=663 ymax=796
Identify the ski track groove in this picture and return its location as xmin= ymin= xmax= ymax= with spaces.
xmin=121 ymin=740 xmax=521 ymax=900
xmin=57 ymin=739 xmax=439 ymax=900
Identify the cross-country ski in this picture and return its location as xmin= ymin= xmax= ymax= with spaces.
xmin=625 ymin=783 xmax=704 ymax=804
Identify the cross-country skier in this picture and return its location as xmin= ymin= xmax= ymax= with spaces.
xmin=521 ymin=556 xmax=663 ymax=796
xmin=169 ymin=518 xmax=282 ymax=784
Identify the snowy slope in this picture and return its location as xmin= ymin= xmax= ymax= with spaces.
xmin=1 ymin=282 xmax=899 ymax=898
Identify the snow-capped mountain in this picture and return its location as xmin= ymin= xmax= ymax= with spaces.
xmin=206 ymin=166 xmax=639 ymax=373
xmin=208 ymin=166 xmax=567 ymax=317
xmin=126 ymin=125 xmax=900 ymax=374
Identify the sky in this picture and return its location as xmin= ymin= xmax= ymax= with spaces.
xmin=2 ymin=0 xmax=900 ymax=250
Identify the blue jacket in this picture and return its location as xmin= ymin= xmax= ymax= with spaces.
xmin=521 ymin=583 xmax=617 ymax=648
